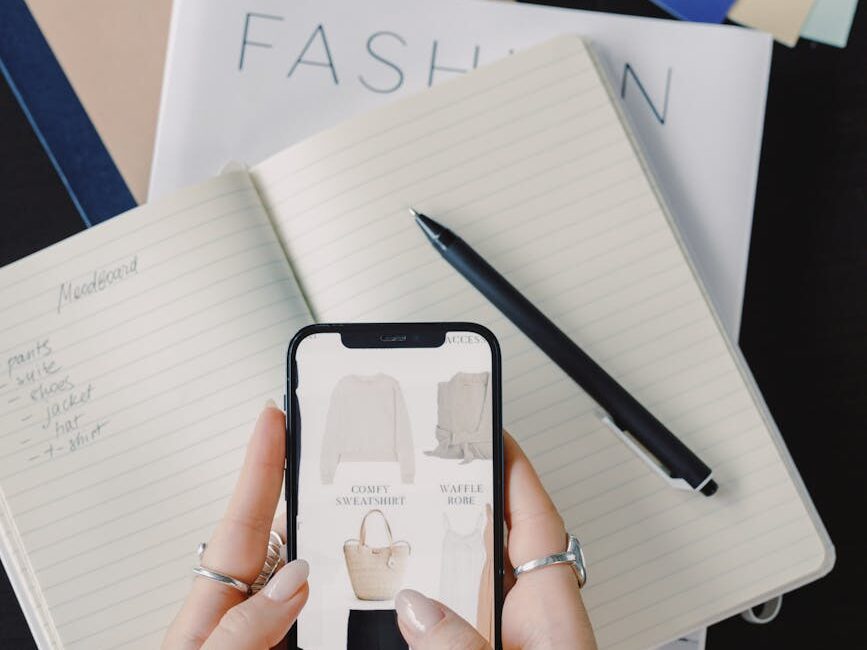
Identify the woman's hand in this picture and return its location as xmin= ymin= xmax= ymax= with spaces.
xmin=162 ymin=401 xmax=309 ymax=650
xmin=395 ymin=430 xmax=598 ymax=650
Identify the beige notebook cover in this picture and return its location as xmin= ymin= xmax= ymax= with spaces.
xmin=728 ymin=0 xmax=816 ymax=46
xmin=0 ymin=36 xmax=832 ymax=649
xmin=25 ymin=0 xmax=173 ymax=202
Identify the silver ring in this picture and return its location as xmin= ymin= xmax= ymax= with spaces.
xmin=192 ymin=566 xmax=251 ymax=595
xmin=513 ymin=533 xmax=587 ymax=587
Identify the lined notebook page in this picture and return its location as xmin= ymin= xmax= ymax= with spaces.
xmin=0 ymin=173 xmax=311 ymax=649
xmin=252 ymin=36 xmax=832 ymax=649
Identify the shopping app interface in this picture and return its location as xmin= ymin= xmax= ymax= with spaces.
xmin=294 ymin=332 xmax=495 ymax=648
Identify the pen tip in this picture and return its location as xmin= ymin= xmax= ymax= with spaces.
xmin=408 ymin=207 xmax=420 ymax=218
xmin=700 ymin=480 xmax=719 ymax=497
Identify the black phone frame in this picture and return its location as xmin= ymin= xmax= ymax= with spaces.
xmin=285 ymin=322 xmax=504 ymax=650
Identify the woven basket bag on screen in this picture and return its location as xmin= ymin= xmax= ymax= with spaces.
xmin=343 ymin=509 xmax=411 ymax=600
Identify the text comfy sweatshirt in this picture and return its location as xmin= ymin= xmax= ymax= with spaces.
xmin=320 ymin=374 xmax=415 ymax=483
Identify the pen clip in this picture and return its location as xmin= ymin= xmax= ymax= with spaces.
xmin=596 ymin=411 xmax=695 ymax=492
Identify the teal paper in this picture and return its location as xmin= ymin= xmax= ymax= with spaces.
xmin=801 ymin=0 xmax=859 ymax=48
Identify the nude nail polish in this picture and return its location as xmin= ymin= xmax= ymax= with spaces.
xmin=263 ymin=559 xmax=309 ymax=602
xmin=395 ymin=589 xmax=444 ymax=634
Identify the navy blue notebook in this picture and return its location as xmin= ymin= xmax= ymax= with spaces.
xmin=649 ymin=0 xmax=735 ymax=23
xmin=0 ymin=0 xmax=136 ymax=227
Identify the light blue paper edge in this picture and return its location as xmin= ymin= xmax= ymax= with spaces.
xmin=801 ymin=0 xmax=859 ymax=48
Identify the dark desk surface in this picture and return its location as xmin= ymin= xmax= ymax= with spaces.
xmin=1 ymin=1 xmax=865 ymax=647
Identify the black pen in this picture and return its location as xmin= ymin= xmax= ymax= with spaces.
xmin=411 ymin=209 xmax=717 ymax=496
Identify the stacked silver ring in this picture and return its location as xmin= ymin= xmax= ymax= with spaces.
xmin=250 ymin=531 xmax=286 ymax=594
xmin=193 ymin=530 xmax=286 ymax=596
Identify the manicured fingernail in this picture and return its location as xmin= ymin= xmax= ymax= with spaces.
xmin=395 ymin=589 xmax=444 ymax=634
xmin=264 ymin=398 xmax=278 ymax=411
xmin=263 ymin=559 xmax=309 ymax=602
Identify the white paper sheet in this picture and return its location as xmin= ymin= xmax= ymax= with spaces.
xmin=150 ymin=0 xmax=771 ymax=338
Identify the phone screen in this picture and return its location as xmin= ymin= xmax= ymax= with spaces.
xmin=289 ymin=327 xmax=501 ymax=649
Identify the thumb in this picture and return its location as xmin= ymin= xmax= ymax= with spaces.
xmin=395 ymin=589 xmax=491 ymax=650
xmin=201 ymin=560 xmax=309 ymax=650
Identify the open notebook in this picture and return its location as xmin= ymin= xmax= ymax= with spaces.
xmin=0 ymin=36 xmax=832 ymax=649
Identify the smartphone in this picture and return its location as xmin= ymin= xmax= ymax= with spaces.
xmin=285 ymin=322 xmax=503 ymax=649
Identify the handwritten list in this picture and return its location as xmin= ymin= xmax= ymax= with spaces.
xmin=0 ymin=173 xmax=311 ymax=649
xmin=3 ymin=336 xmax=106 ymax=465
